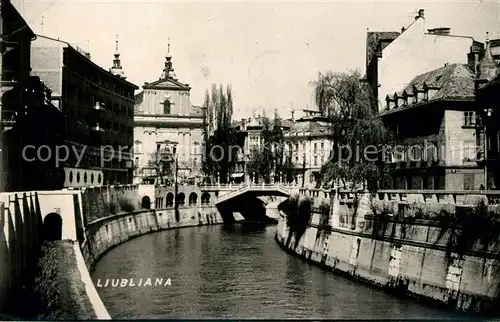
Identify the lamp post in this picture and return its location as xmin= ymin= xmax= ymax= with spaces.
xmin=484 ymin=108 xmax=493 ymax=189
xmin=174 ymin=154 xmax=179 ymax=210
xmin=302 ymin=152 xmax=306 ymax=188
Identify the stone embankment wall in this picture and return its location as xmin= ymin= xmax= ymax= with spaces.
xmin=81 ymin=206 xmax=223 ymax=271
xmin=0 ymin=184 xmax=224 ymax=319
xmin=277 ymin=188 xmax=500 ymax=315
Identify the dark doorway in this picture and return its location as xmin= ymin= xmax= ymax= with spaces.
xmin=44 ymin=212 xmax=62 ymax=241
xmin=141 ymin=196 xmax=151 ymax=209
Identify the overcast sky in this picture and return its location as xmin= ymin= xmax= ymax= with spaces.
xmin=16 ymin=0 xmax=500 ymax=119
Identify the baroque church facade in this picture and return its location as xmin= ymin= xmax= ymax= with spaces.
xmin=133 ymin=44 xmax=204 ymax=184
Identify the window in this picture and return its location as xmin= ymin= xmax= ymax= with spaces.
xmin=314 ymin=143 xmax=317 ymax=153
xmin=463 ymin=140 xmax=476 ymax=160
xmin=463 ymin=174 xmax=475 ymax=190
xmin=163 ymin=100 xmax=171 ymax=114
xmin=314 ymin=156 xmax=318 ymax=166
xmin=464 ymin=111 xmax=475 ymax=126
xmin=156 ymin=144 xmax=160 ymax=151
xmin=193 ymin=158 xmax=198 ymax=166
xmin=321 ymin=142 xmax=324 ymax=150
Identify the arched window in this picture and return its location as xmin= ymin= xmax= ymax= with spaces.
xmin=163 ymin=100 xmax=171 ymax=114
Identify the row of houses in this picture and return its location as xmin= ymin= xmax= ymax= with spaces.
xmin=225 ymin=8 xmax=500 ymax=191
xmin=1 ymin=0 xmax=137 ymax=191
xmin=368 ymin=8 xmax=500 ymax=190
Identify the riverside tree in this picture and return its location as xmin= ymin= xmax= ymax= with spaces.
xmin=246 ymin=110 xmax=290 ymax=183
xmin=146 ymin=147 xmax=174 ymax=185
xmin=202 ymin=84 xmax=238 ymax=184
xmin=312 ymin=70 xmax=392 ymax=191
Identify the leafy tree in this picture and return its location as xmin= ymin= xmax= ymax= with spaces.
xmin=246 ymin=110 xmax=287 ymax=183
xmin=312 ymin=70 xmax=392 ymax=191
xmin=146 ymin=147 xmax=174 ymax=185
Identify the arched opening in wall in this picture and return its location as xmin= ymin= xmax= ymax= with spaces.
xmin=43 ymin=212 xmax=63 ymax=241
xmin=141 ymin=196 xmax=151 ymax=209
xmin=201 ymin=192 xmax=210 ymax=205
xmin=166 ymin=193 xmax=174 ymax=207
xmin=176 ymin=193 xmax=185 ymax=206
xmin=189 ymin=192 xmax=198 ymax=206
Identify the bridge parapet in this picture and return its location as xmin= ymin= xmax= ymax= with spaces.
xmin=215 ymin=183 xmax=292 ymax=204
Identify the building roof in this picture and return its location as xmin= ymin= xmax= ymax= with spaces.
xmin=477 ymin=38 xmax=500 ymax=83
xmin=405 ymin=63 xmax=475 ymax=100
xmin=287 ymin=119 xmax=332 ymax=137
xmin=135 ymin=91 xmax=144 ymax=105
xmin=34 ymin=35 xmax=139 ymax=89
xmin=143 ymin=77 xmax=191 ymax=91
xmin=381 ymin=63 xmax=476 ymax=115
xmin=7 ymin=1 xmax=35 ymax=40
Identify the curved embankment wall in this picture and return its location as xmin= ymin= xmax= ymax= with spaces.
xmin=276 ymin=189 xmax=500 ymax=316
xmin=81 ymin=206 xmax=223 ymax=271
xmin=0 ymin=185 xmax=225 ymax=319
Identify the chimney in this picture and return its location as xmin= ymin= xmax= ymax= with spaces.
xmin=467 ymin=47 xmax=480 ymax=74
xmin=415 ymin=9 xmax=425 ymax=20
xmin=428 ymin=27 xmax=451 ymax=35
xmin=401 ymin=26 xmax=406 ymax=33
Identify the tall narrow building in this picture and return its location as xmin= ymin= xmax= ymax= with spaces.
xmin=475 ymin=32 xmax=500 ymax=189
xmin=31 ymin=35 xmax=138 ymax=187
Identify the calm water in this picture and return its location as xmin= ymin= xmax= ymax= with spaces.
xmin=92 ymin=224 xmax=470 ymax=319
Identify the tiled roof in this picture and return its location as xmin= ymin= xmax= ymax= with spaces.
xmin=288 ymin=119 xmax=331 ymax=136
xmin=135 ymin=91 xmax=144 ymax=105
xmin=405 ymin=63 xmax=475 ymax=100
xmin=381 ymin=64 xmax=475 ymax=115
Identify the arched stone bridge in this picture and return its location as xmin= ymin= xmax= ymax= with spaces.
xmin=155 ymin=183 xmax=292 ymax=223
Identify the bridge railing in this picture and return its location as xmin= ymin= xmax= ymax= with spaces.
xmin=215 ymin=183 xmax=292 ymax=203
xmin=200 ymin=182 xmax=297 ymax=189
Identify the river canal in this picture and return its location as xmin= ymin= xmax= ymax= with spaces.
xmin=92 ymin=224 xmax=470 ymax=319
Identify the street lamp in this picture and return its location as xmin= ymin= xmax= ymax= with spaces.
xmin=302 ymin=152 xmax=306 ymax=188
xmin=483 ymin=108 xmax=493 ymax=189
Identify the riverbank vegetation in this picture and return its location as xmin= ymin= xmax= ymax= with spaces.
xmin=31 ymin=241 xmax=96 ymax=320
xmin=312 ymin=70 xmax=393 ymax=191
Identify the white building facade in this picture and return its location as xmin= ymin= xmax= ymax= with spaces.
xmin=134 ymin=48 xmax=204 ymax=184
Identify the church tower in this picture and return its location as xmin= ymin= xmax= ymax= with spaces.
xmin=161 ymin=39 xmax=178 ymax=81
xmin=110 ymin=34 xmax=126 ymax=79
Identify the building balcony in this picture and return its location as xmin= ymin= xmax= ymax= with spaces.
xmin=92 ymin=101 xmax=107 ymax=112
xmin=90 ymin=123 xmax=105 ymax=133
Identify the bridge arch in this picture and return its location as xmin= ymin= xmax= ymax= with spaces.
xmin=44 ymin=212 xmax=62 ymax=241
xmin=166 ymin=193 xmax=174 ymax=207
xmin=201 ymin=192 xmax=211 ymax=205
xmin=176 ymin=193 xmax=185 ymax=206
xmin=189 ymin=192 xmax=198 ymax=206
xmin=141 ymin=196 xmax=151 ymax=209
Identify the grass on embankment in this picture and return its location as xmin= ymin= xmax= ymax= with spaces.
xmin=32 ymin=240 xmax=97 ymax=320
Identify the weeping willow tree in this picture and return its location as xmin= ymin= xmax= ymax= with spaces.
xmin=311 ymin=70 xmax=392 ymax=191
xmin=202 ymin=84 xmax=238 ymax=183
